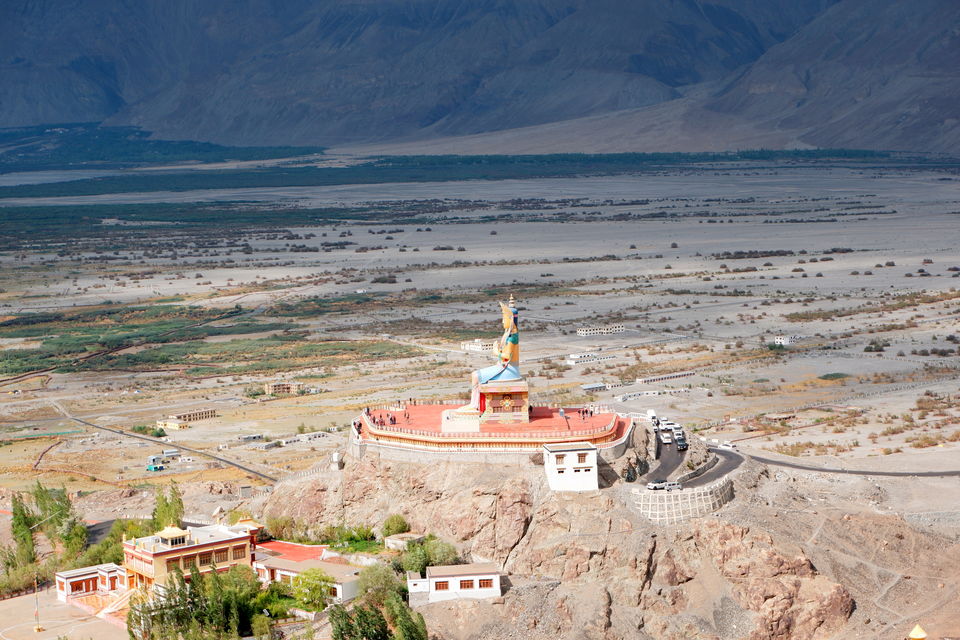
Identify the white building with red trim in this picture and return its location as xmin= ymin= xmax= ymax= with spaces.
xmin=55 ymin=563 xmax=126 ymax=602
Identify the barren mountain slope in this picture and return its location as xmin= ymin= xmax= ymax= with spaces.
xmin=253 ymin=450 xmax=960 ymax=639
xmin=0 ymin=0 xmax=833 ymax=144
xmin=335 ymin=0 xmax=960 ymax=155
xmin=705 ymin=0 xmax=960 ymax=153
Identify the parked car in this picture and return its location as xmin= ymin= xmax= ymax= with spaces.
xmin=676 ymin=437 xmax=688 ymax=451
xmin=718 ymin=441 xmax=738 ymax=450
xmin=665 ymin=481 xmax=682 ymax=491
xmin=646 ymin=479 xmax=668 ymax=490
xmin=659 ymin=431 xmax=673 ymax=445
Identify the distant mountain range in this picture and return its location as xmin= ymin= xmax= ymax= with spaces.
xmin=1 ymin=0 xmax=957 ymax=153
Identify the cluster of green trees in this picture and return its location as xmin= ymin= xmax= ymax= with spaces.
xmin=264 ymin=517 xmax=381 ymax=553
xmin=0 ymin=482 xmax=89 ymax=596
xmin=329 ymin=592 xmax=426 ymax=640
xmin=396 ymin=537 xmax=459 ymax=575
xmin=0 ymin=123 xmax=324 ymax=172
xmin=0 ymin=148 xmax=891 ymax=201
xmin=127 ymin=564 xmax=291 ymax=640
xmin=131 ymin=425 xmax=167 ymax=438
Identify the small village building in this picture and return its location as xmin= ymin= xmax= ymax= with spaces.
xmin=576 ymin=324 xmax=625 ymax=337
xmin=543 ymin=442 xmax=599 ymax=492
xmin=580 ymin=382 xmax=609 ymax=393
xmin=763 ymin=412 xmax=795 ymax=423
xmin=409 ymin=563 xmax=501 ymax=603
xmin=252 ymin=540 xmax=361 ymax=604
xmin=156 ymin=419 xmax=189 ymax=430
xmin=384 ymin=532 xmax=425 ymax=551
xmin=636 ymin=371 xmax=694 ymax=384
xmin=406 ymin=571 xmax=429 ymax=599
xmin=170 ymin=409 xmax=217 ymax=423
xmin=566 ymin=353 xmax=615 ymax=366
xmin=264 ymin=380 xmax=305 ymax=396
xmin=253 ymin=556 xmax=361 ymax=604
xmin=459 ymin=338 xmax=497 ymax=353
xmin=55 ymin=563 xmax=126 ymax=602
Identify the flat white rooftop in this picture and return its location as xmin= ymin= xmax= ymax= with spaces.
xmin=543 ymin=441 xmax=597 ymax=452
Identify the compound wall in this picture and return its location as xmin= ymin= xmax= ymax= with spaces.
xmin=631 ymin=477 xmax=734 ymax=525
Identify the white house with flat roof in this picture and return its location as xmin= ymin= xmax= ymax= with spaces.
xmin=407 ymin=563 xmax=501 ymax=604
xmin=543 ymin=442 xmax=598 ymax=492
xmin=252 ymin=556 xmax=361 ymax=604
xmin=55 ymin=563 xmax=126 ymax=602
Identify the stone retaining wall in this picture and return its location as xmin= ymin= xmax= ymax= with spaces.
xmin=631 ymin=477 xmax=734 ymax=525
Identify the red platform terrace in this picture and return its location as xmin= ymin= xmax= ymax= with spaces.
xmin=356 ymin=404 xmax=629 ymax=452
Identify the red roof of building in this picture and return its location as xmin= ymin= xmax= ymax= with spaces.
xmin=257 ymin=540 xmax=327 ymax=562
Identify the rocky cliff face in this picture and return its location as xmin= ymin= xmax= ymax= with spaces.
xmin=255 ymin=448 xmax=854 ymax=639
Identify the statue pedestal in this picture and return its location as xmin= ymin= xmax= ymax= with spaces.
xmin=443 ymin=408 xmax=481 ymax=432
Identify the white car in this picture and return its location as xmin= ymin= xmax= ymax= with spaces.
xmin=718 ymin=441 xmax=738 ymax=450
xmin=659 ymin=431 xmax=673 ymax=445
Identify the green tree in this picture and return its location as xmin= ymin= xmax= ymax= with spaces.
xmin=400 ymin=544 xmax=427 ymax=575
xmin=381 ymin=514 xmax=409 ymax=538
xmin=328 ymin=605 xmax=356 ymax=640
xmin=384 ymin=592 xmax=427 ymax=640
xmin=205 ymin=565 xmax=227 ymax=631
xmin=352 ymin=605 xmax=390 ymax=640
xmin=10 ymin=494 xmax=35 ymax=566
xmin=251 ymin=614 xmax=271 ymax=640
xmin=293 ymin=568 xmax=334 ymax=610
xmin=423 ymin=538 xmax=458 ymax=567
xmin=151 ymin=490 xmax=169 ymax=530
xmin=151 ymin=482 xmax=184 ymax=529
xmin=356 ymin=563 xmax=402 ymax=606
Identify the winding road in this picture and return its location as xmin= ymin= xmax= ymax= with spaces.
xmin=641 ymin=436 xmax=960 ymax=495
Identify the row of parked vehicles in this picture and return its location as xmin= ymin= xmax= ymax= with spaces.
xmin=655 ymin=418 xmax=688 ymax=451
xmin=647 ymin=414 xmax=687 ymax=490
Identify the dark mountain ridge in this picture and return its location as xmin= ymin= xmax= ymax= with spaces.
xmin=0 ymin=0 xmax=956 ymax=152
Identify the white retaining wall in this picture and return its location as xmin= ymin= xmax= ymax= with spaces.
xmin=632 ymin=477 xmax=734 ymax=525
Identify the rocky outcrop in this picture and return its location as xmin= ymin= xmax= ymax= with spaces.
xmin=257 ymin=452 xmax=853 ymax=639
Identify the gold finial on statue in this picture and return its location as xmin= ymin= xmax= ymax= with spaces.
xmin=908 ymin=625 xmax=928 ymax=640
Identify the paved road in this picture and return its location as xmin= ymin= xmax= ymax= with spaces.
xmin=686 ymin=449 xmax=744 ymax=488
xmin=642 ymin=430 xmax=686 ymax=481
xmin=750 ymin=453 xmax=960 ymax=478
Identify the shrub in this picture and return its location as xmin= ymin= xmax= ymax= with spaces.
xmin=424 ymin=539 xmax=458 ymax=566
xmin=382 ymin=514 xmax=410 ymax=538
xmin=293 ymin=568 xmax=335 ymax=611
xmin=357 ymin=564 xmax=403 ymax=606
xmin=401 ymin=545 xmax=428 ymax=575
